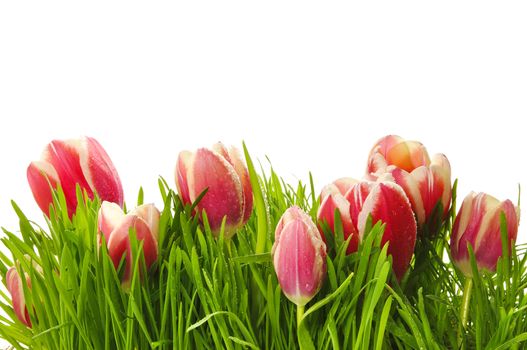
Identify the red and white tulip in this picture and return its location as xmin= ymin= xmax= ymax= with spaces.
xmin=175 ymin=142 xmax=253 ymax=238
xmin=98 ymin=202 xmax=160 ymax=285
xmin=450 ymin=192 xmax=520 ymax=277
xmin=27 ymin=137 xmax=124 ymax=217
xmin=273 ymin=206 xmax=327 ymax=306
xmin=367 ymin=135 xmax=452 ymax=228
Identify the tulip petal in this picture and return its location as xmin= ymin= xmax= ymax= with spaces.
xmin=27 ymin=160 xmax=60 ymax=217
xmin=345 ymin=181 xmax=375 ymax=231
xmin=98 ymin=201 xmax=125 ymax=243
xmin=188 ymin=148 xmax=244 ymax=237
xmin=389 ymin=167 xmax=426 ymax=225
xmin=6 ymin=268 xmax=31 ymax=327
xmin=317 ymin=187 xmax=358 ymax=253
xmin=386 ymin=141 xmax=430 ymax=173
xmin=43 ymin=139 xmax=93 ymax=215
xmin=175 ymin=151 xmax=193 ymax=205
xmin=82 ymin=137 xmax=124 ymax=207
xmin=107 ymin=215 xmax=158 ymax=284
xmin=131 ymin=203 xmax=160 ymax=242
xmin=227 ymin=146 xmax=254 ymax=224
xmin=357 ymin=182 xmax=417 ymax=279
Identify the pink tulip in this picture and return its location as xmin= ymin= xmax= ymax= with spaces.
xmin=5 ymin=267 xmax=32 ymax=327
xmin=175 ymin=142 xmax=253 ymax=238
xmin=27 ymin=137 xmax=123 ymax=218
xmin=272 ymin=206 xmax=327 ymax=306
xmin=450 ymin=192 xmax=520 ymax=277
xmin=317 ymin=178 xmax=359 ymax=254
xmin=367 ymin=135 xmax=430 ymax=177
xmin=98 ymin=201 xmax=160 ymax=285
xmin=342 ymin=181 xmax=417 ymax=279
xmin=383 ymin=153 xmax=452 ymax=226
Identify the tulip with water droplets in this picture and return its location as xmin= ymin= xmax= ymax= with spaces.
xmin=175 ymin=142 xmax=253 ymax=238
xmin=27 ymin=136 xmax=124 ymax=218
xmin=272 ymin=206 xmax=327 ymax=307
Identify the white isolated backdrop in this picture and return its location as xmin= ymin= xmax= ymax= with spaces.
xmin=0 ymin=2 xmax=526 ymax=344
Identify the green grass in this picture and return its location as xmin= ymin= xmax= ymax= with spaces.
xmin=0 ymin=148 xmax=526 ymax=349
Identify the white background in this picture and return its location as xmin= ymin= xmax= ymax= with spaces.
xmin=0 ymin=1 xmax=526 ymax=344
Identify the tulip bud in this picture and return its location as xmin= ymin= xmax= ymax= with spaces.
xmin=450 ymin=192 xmax=520 ymax=277
xmin=27 ymin=137 xmax=124 ymax=217
xmin=384 ymin=153 xmax=452 ymax=227
xmin=367 ymin=135 xmax=430 ymax=178
xmin=98 ymin=201 xmax=160 ymax=285
xmin=175 ymin=142 xmax=253 ymax=238
xmin=317 ymin=178 xmax=359 ymax=253
xmin=5 ymin=267 xmax=32 ymax=327
xmin=272 ymin=206 xmax=327 ymax=306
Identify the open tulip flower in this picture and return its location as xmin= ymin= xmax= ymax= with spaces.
xmin=273 ymin=206 xmax=327 ymax=306
xmin=175 ymin=142 xmax=253 ymax=239
xmin=367 ymin=135 xmax=452 ymax=230
xmin=450 ymin=192 xmax=520 ymax=277
xmin=317 ymin=177 xmax=359 ymax=254
xmin=6 ymin=266 xmax=32 ymax=328
xmin=98 ymin=202 xmax=160 ymax=285
xmin=27 ymin=136 xmax=124 ymax=218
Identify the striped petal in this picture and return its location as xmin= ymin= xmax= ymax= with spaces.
xmin=27 ymin=160 xmax=60 ymax=217
xmin=357 ymin=182 xmax=417 ymax=279
xmin=188 ymin=148 xmax=244 ymax=238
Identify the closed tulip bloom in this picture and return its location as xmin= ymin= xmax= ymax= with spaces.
xmin=5 ymin=267 xmax=32 ymax=327
xmin=450 ymin=192 xmax=520 ymax=277
xmin=367 ymin=135 xmax=430 ymax=178
xmin=384 ymin=153 xmax=452 ymax=226
xmin=348 ymin=181 xmax=417 ymax=279
xmin=98 ymin=201 xmax=160 ymax=285
xmin=273 ymin=206 xmax=327 ymax=306
xmin=27 ymin=137 xmax=124 ymax=217
xmin=175 ymin=142 xmax=253 ymax=238
xmin=317 ymin=178 xmax=359 ymax=254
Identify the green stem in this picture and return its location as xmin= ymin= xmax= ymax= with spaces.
xmin=297 ymin=305 xmax=305 ymax=329
xmin=457 ymin=278 xmax=473 ymax=349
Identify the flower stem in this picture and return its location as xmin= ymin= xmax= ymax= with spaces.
xmin=457 ymin=278 xmax=473 ymax=349
xmin=297 ymin=304 xmax=305 ymax=329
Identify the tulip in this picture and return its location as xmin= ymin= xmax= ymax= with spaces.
xmin=27 ymin=136 xmax=124 ymax=218
xmin=272 ymin=206 xmax=327 ymax=306
xmin=98 ymin=201 xmax=160 ymax=284
xmin=317 ymin=178 xmax=359 ymax=254
xmin=367 ymin=135 xmax=430 ymax=177
xmin=450 ymin=192 xmax=520 ymax=277
xmin=383 ymin=153 xmax=452 ymax=227
xmin=5 ymin=267 xmax=32 ymax=327
xmin=367 ymin=135 xmax=452 ymax=229
xmin=354 ymin=181 xmax=417 ymax=279
xmin=175 ymin=142 xmax=253 ymax=238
